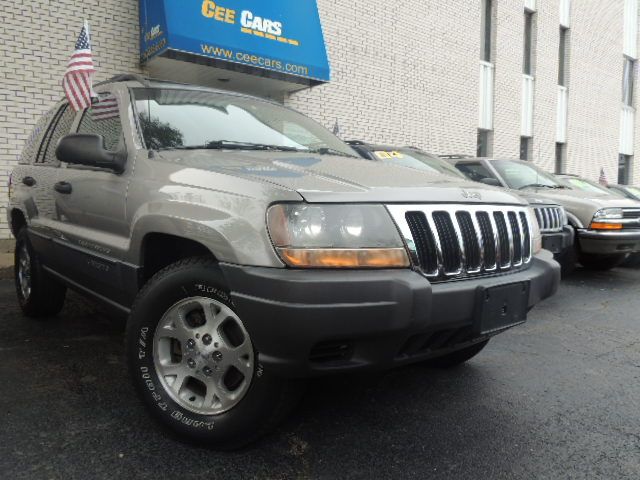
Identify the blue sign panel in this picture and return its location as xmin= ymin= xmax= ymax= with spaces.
xmin=139 ymin=0 xmax=330 ymax=83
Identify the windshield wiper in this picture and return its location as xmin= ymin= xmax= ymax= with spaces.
xmin=307 ymin=147 xmax=357 ymax=158
xmin=518 ymin=183 xmax=557 ymax=190
xmin=159 ymin=141 xmax=300 ymax=152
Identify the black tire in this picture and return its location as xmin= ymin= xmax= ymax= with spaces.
xmin=14 ymin=228 xmax=66 ymax=318
xmin=578 ymin=254 xmax=626 ymax=271
xmin=621 ymin=252 xmax=640 ymax=268
xmin=426 ymin=340 xmax=490 ymax=368
xmin=126 ymin=256 xmax=300 ymax=449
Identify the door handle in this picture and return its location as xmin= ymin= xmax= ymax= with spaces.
xmin=54 ymin=181 xmax=73 ymax=194
xmin=22 ymin=176 xmax=36 ymax=187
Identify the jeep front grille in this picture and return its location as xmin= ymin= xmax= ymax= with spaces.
xmin=387 ymin=205 xmax=533 ymax=281
xmin=533 ymin=206 xmax=564 ymax=233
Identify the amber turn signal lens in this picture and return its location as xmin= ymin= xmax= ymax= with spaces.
xmin=590 ymin=222 xmax=623 ymax=230
xmin=277 ymin=248 xmax=411 ymax=268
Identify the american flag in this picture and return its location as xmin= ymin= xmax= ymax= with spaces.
xmin=599 ymin=167 xmax=609 ymax=186
xmin=92 ymin=95 xmax=119 ymax=121
xmin=63 ymin=22 xmax=96 ymax=112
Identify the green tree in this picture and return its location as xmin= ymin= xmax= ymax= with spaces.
xmin=139 ymin=115 xmax=184 ymax=149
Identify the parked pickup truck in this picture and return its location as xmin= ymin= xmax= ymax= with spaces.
xmin=347 ymin=142 xmax=574 ymax=266
xmin=447 ymin=157 xmax=640 ymax=271
xmin=7 ymin=75 xmax=559 ymax=448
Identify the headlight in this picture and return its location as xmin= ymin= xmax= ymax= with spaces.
xmin=527 ymin=207 xmax=543 ymax=254
xmin=267 ymin=204 xmax=410 ymax=268
xmin=593 ymin=208 xmax=623 ymax=220
xmin=590 ymin=208 xmax=624 ymax=230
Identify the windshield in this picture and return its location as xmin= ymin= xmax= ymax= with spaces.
xmin=491 ymin=160 xmax=561 ymax=189
xmin=370 ymin=148 xmax=465 ymax=178
xmin=627 ymin=186 xmax=640 ymax=197
xmin=133 ymin=88 xmax=357 ymax=157
xmin=559 ymin=177 xmax=614 ymax=195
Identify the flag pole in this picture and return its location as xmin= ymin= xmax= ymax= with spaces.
xmin=85 ymin=19 xmax=90 ymax=44
xmin=84 ymin=19 xmax=98 ymax=102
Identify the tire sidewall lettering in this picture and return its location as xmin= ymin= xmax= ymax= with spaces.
xmin=131 ymin=279 xmax=247 ymax=432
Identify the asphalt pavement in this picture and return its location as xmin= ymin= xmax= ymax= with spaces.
xmin=1 ymin=267 xmax=639 ymax=479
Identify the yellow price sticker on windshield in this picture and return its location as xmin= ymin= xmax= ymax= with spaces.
xmin=374 ymin=151 xmax=404 ymax=159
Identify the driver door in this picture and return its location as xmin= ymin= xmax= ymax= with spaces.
xmin=53 ymin=91 xmax=133 ymax=305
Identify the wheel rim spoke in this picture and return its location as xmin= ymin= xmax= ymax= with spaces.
xmin=152 ymin=296 xmax=254 ymax=416
xmin=17 ymin=245 xmax=32 ymax=299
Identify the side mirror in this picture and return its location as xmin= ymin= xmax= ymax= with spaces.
xmin=480 ymin=177 xmax=502 ymax=187
xmin=56 ymin=134 xmax=125 ymax=173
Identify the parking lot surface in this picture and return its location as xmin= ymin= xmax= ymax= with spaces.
xmin=1 ymin=267 xmax=640 ymax=480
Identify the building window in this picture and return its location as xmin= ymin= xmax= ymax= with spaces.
xmin=477 ymin=130 xmax=492 ymax=157
xmin=520 ymin=137 xmax=531 ymax=160
xmin=523 ymin=10 xmax=535 ymax=75
xmin=555 ymin=143 xmax=566 ymax=173
xmin=481 ymin=0 xmax=493 ymax=62
xmin=619 ymin=154 xmax=632 ymax=184
xmin=558 ymin=27 xmax=568 ymax=86
xmin=623 ymin=57 xmax=635 ymax=106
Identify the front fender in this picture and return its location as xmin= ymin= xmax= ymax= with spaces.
xmin=127 ymin=201 xmax=285 ymax=267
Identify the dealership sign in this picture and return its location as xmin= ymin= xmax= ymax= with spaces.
xmin=139 ymin=0 xmax=330 ymax=84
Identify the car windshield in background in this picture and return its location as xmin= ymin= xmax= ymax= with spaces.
xmin=560 ymin=177 xmax=614 ymax=195
xmin=133 ymin=88 xmax=356 ymax=157
xmin=626 ymin=186 xmax=640 ymax=197
xmin=491 ymin=160 xmax=561 ymax=190
xmin=371 ymin=148 xmax=465 ymax=178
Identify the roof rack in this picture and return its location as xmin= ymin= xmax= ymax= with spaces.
xmin=438 ymin=154 xmax=473 ymax=159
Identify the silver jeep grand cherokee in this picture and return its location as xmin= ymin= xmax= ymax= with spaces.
xmin=7 ymin=75 xmax=559 ymax=448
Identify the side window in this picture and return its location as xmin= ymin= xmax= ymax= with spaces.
xmin=456 ymin=162 xmax=496 ymax=183
xmin=20 ymin=107 xmax=59 ymax=164
xmin=39 ymin=105 xmax=76 ymax=165
xmin=77 ymin=95 xmax=124 ymax=151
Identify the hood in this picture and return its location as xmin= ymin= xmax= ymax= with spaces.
xmin=516 ymin=191 xmax=563 ymax=207
xmin=158 ymin=150 xmax=528 ymax=205
xmin=514 ymin=186 xmax=640 ymax=224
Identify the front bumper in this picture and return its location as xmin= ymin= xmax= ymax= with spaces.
xmin=577 ymin=229 xmax=640 ymax=255
xmin=220 ymin=250 xmax=560 ymax=378
xmin=542 ymin=226 xmax=574 ymax=255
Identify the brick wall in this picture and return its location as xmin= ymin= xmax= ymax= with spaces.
xmin=285 ymin=0 xmax=481 ymax=155
xmin=0 ymin=0 xmax=143 ymax=239
xmin=564 ymin=1 xmax=628 ymax=182
xmin=0 ymin=0 xmax=638 ymax=241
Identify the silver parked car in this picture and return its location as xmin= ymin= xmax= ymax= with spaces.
xmin=448 ymin=157 xmax=640 ymax=271
xmin=7 ymin=75 xmax=559 ymax=448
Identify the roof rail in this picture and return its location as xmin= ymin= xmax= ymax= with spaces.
xmin=438 ymin=154 xmax=473 ymax=159
xmin=95 ymin=74 xmax=152 ymax=87
xmin=345 ymin=140 xmax=365 ymax=145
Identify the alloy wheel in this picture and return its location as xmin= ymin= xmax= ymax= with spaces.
xmin=153 ymin=296 xmax=254 ymax=415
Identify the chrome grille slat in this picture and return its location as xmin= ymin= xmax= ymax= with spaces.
xmin=493 ymin=211 xmax=512 ymax=268
xmin=388 ymin=204 xmax=534 ymax=282
xmin=508 ymin=211 xmax=523 ymax=267
xmin=534 ymin=206 xmax=565 ymax=233
xmin=519 ymin=212 xmax=532 ymax=261
xmin=469 ymin=213 xmax=486 ymax=272
xmin=432 ymin=211 xmax=463 ymax=276
xmin=476 ymin=212 xmax=497 ymax=271
xmin=488 ymin=212 xmax=502 ymax=269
